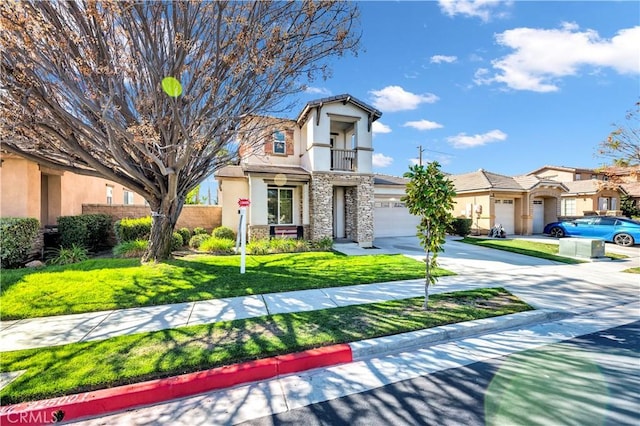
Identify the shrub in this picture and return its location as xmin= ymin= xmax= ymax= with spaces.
xmin=212 ymin=226 xmax=235 ymax=240
xmin=311 ymin=237 xmax=333 ymax=251
xmin=171 ymin=232 xmax=184 ymax=251
xmin=246 ymin=239 xmax=271 ymax=255
xmin=114 ymin=217 xmax=152 ymax=243
xmin=113 ymin=239 xmax=148 ymax=258
xmin=0 ymin=217 xmax=40 ymax=269
xmin=193 ymin=227 xmax=208 ymax=235
xmin=270 ymin=238 xmax=298 ymax=253
xmin=449 ymin=218 xmax=473 ymax=237
xmin=199 ymin=237 xmax=234 ymax=254
xmin=189 ymin=233 xmax=210 ymax=249
xmin=58 ymin=214 xmax=112 ymax=251
xmin=177 ymin=228 xmax=191 ymax=244
xmin=48 ymin=244 xmax=89 ymax=266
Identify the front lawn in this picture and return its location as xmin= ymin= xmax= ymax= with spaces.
xmin=0 ymin=253 xmax=449 ymax=320
xmin=460 ymin=238 xmax=586 ymax=264
xmin=0 ymin=287 xmax=531 ymax=405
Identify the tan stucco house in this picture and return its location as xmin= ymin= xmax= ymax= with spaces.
xmin=528 ymin=165 xmax=626 ymax=216
xmin=447 ymin=169 xmax=567 ymax=235
xmin=216 ymin=94 xmax=382 ymax=247
xmin=0 ymin=152 xmax=146 ymax=226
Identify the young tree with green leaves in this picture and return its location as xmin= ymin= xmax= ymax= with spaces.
xmin=402 ymin=162 xmax=456 ymax=309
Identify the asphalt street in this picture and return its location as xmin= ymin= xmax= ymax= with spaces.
xmin=240 ymin=321 xmax=640 ymax=426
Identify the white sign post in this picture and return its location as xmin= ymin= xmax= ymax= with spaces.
xmin=237 ymin=198 xmax=250 ymax=274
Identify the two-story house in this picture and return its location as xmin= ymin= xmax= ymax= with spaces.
xmin=528 ymin=165 xmax=624 ymax=216
xmin=216 ymin=94 xmax=382 ymax=247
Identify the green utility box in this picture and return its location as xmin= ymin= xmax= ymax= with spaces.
xmin=559 ymin=238 xmax=606 ymax=259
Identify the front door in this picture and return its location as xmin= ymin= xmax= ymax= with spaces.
xmin=333 ymin=186 xmax=345 ymax=238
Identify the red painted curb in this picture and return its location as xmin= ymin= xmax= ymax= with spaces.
xmin=0 ymin=344 xmax=352 ymax=425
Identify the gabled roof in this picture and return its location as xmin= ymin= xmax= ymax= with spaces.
xmin=527 ymin=165 xmax=597 ymax=176
xmin=449 ymin=169 xmax=567 ymax=193
xmin=296 ymin=94 xmax=382 ymax=125
xmin=373 ymin=174 xmax=409 ymax=186
xmin=449 ymin=169 xmax=523 ymax=192
xmin=562 ymin=179 xmax=621 ymax=195
xmin=621 ymin=182 xmax=640 ymax=197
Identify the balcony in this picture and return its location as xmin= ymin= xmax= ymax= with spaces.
xmin=331 ymin=149 xmax=356 ymax=172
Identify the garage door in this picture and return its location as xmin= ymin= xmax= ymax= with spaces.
xmin=494 ymin=199 xmax=515 ymax=235
xmin=533 ymin=199 xmax=545 ymax=234
xmin=374 ymin=200 xmax=421 ymax=238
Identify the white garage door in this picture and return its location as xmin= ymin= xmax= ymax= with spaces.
xmin=374 ymin=200 xmax=421 ymax=238
xmin=494 ymin=199 xmax=515 ymax=235
xmin=533 ymin=199 xmax=545 ymax=234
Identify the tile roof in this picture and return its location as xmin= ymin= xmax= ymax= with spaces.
xmin=373 ymin=174 xmax=410 ymax=186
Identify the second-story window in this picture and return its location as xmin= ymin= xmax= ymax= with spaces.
xmin=106 ymin=185 xmax=113 ymax=205
xmin=123 ymin=189 xmax=134 ymax=205
xmin=273 ymin=131 xmax=286 ymax=154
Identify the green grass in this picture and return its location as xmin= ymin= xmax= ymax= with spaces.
xmin=0 ymin=253 xmax=450 ymax=320
xmin=623 ymin=267 xmax=640 ymax=274
xmin=0 ymin=287 xmax=531 ymax=405
xmin=460 ymin=238 xmax=586 ymax=264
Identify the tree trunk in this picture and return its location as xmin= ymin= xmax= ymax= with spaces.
xmin=423 ymin=248 xmax=430 ymax=310
xmin=141 ymin=196 xmax=184 ymax=263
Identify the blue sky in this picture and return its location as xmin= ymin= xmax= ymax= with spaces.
xmin=292 ymin=0 xmax=640 ymax=177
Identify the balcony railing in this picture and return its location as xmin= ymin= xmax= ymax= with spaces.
xmin=331 ymin=149 xmax=356 ymax=171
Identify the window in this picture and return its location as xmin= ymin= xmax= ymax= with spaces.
xmin=123 ymin=189 xmax=134 ymax=205
xmin=561 ymin=198 xmax=576 ymax=216
xmin=267 ymin=187 xmax=293 ymax=224
xmin=273 ymin=131 xmax=286 ymax=154
xmin=598 ymin=197 xmax=617 ymax=210
xmin=106 ymin=186 xmax=113 ymax=205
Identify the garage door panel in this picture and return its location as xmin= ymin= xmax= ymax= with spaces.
xmin=494 ymin=199 xmax=515 ymax=235
xmin=374 ymin=201 xmax=421 ymax=238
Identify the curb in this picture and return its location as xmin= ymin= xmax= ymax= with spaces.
xmin=0 ymin=344 xmax=352 ymax=426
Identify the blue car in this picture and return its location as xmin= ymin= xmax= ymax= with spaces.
xmin=543 ymin=217 xmax=640 ymax=247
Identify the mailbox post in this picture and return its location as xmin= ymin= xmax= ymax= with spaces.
xmin=237 ymin=198 xmax=250 ymax=274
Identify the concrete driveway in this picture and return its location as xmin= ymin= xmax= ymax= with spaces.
xmin=372 ymin=235 xmax=640 ymax=315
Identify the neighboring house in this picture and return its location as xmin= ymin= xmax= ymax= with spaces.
xmin=0 ymin=152 xmax=146 ymax=226
xmin=528 ymin=165 xmax=608 ymax=182
xmin=447 ymin=169 xmax=567 ymax=235
xmin=216 ymin=94 xmax=382 ymax=247
xmin=528 ymin=165 xmax=626 ymax=217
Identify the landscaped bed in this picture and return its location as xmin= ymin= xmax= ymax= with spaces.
xmin=0 ymin=252 xmax=448 ymax=320
xmin=0 ymin=287 xmax=531 ymax=405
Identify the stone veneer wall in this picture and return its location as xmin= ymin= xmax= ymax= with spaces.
xmin=309 ymin=173 xmax=374 ymax=247
xmin=249 ymin=225 xmax=270 ymax=241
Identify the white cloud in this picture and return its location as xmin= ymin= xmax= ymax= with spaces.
xmin=476 ymin=23 xmax=640 ymax=92
xmin=430 ymin=55 xmax=457 ymax=64
xmin=373 ymin=153 xmax=393 ymax=167
xmin=304 ymin=86 xmax=331 ymax=96
xmin=372 ymin=121 xmax=392 ymax=134
xmin=403 ymin=120 xmax=444 ymax=131
xmin=438 ymin=0 xmax=512 ymax=22
xmin=447 ymin=129 xmax=507 ymax=148
xmin=369 ymin=86 xmax=439 ymax=112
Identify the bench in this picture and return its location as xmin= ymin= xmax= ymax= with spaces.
xmin=270 ymin=225 xmax=303 ymax=239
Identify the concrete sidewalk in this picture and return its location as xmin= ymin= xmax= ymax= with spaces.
xmin=2 ymin=237 xmax=639 ymax=352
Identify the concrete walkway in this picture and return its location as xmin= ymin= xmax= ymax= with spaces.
xmin=2 ymin=237 xmax=638 ymax=352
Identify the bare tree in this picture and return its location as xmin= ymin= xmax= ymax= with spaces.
xmin=597 ymin=101 xmax=640 ymax=167
xmin=0 ymin=1 xmax=360 ymax=262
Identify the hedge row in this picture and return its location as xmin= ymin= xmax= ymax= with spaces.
xmin=58 ymin=214 xmax=112 ymax=252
